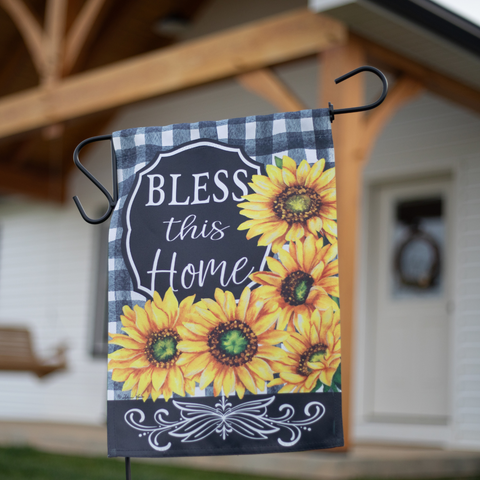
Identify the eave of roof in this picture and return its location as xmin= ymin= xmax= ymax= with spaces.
xmin=309 ymin=0 xmax=480 ymax=91
xmin=366 ymin=0 xmax=480 ymax=58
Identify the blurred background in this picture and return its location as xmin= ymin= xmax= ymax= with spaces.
xmin=0 ymin=0 xmax=479 ymax=478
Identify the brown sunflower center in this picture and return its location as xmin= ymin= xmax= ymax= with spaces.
xmin=145 ymin=329 xmax=181 ymax=368
xmin=281 ymin=270 xmax=314 ymax=306
xmin=208 ymin=320 xmax=258 ymax=367
xmin=298 ymin=343 xmax=328 ymax=376
xmin=272 ymin=186 xmax=322 ymax=224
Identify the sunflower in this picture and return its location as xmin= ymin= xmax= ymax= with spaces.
xmin=250 ymin=235 xmax=339 ymax=331
xmin=108 ymin=288 xmax=197 ymax=402
xmin=176 ymin=287 xmax=289 ymax=399
xmin=237 ymin=155 xmax=336 ymax=253
xmin=268 ymin=307 xmax=341 ymax=393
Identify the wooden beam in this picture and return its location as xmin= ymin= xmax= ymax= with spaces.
xmin=357 ymin=35 xmax=480 ymax=116
xmin=0 ymin=8 xmax=347 ymax=139
xmin=320 ymin=38 xmax=366 ymax=451
xmin=237 ymin=68 xmax=307 ymax=112
xmin=63 ymin=0 xmax=107 ymax=75
xmin=43 ymin=0 xmax=67 ymax=85
xmin=0 ymin=0 xmax=45 ymax=75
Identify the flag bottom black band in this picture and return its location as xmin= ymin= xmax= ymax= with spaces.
xmin=108 ymin=392 xmax=343 ymax=457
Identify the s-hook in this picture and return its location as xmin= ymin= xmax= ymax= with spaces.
xmin=72 ymin=134 xmax=117 ymax=224
xmin=328 ymin=65 xmax=388 ymax=122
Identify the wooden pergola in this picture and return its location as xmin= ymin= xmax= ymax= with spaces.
xmin=2 ymin=0 xmax=480 ymax=449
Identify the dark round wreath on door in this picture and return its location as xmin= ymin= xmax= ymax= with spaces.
xmin=394 ymin=225 xmax=441 ymax=289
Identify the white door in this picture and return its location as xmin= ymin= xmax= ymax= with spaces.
xmin=367 ymin=178 xmax=451 ymax=422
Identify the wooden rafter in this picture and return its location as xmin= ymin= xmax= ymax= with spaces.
xmin=360 ymin=75 xmax=424 ymax=164
xmin=237 ymin=68 xmax=306 ymax=112
xmin=357 ymin=34 xmax=480 ymax=115
xmin=0 ymin=0 xmax=107 ymax=84
xmin=0 ymin=9 xmax=347 ymax=139
xmin=63 ymin=0 xmax=107 ymax=75
xmin=44 ymin=0 xmax=67 ymax=85
xmin=0 ymin=0 xmax=45 ymax=75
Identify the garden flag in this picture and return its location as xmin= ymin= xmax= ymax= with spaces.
xmin=107 ymin=108 xmax=343 ymax=457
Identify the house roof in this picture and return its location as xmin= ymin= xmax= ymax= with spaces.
xmin=310 ymin=0 xmax=480 ymax=91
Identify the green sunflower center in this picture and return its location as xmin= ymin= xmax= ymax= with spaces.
xmin=272 ymin=186 xmax=322 ymax=225
xmin=208 ymin=320 xmax=258 ymax=367
xmin=285 ymin=194 xmax=311 ymax=213
xmin=145 ymin=329 xmax=181 ymax=368
xmin=281 ymin=270 xmax=314 ymax=306
xmin=298 ymin=343 xmax=327 ymax=377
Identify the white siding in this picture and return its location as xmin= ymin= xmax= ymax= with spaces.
xmin=355 ymin=91 xmax=480 ymax=449
xmin=0 ymin=201 xmax=106 ymax=424
xmin=454 ymin=156 xmax=480 ymax=448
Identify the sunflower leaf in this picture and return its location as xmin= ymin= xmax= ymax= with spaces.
xmin=331 ymin=296 xmax=340 ymax=308
xmin=274 ymin=156 xmax=283 ymax=168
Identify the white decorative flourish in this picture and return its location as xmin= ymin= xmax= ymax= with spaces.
xmin=124 ymin=396 xmax=325 ymax=452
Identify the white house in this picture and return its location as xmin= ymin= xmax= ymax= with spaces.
xmin=0 ymin=0 xmax=479 ymax=452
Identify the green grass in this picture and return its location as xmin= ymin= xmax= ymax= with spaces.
xmin=0 ymin=446 xmax=301 ymax=480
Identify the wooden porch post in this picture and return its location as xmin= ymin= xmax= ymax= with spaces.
xmin=320 ymin=38 xmax=366 ymax=450
xmin=320 ymin=37 xmax=423 ymax=450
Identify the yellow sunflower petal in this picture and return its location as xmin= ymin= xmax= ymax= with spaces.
xmin=235 ymin=380 xmax=246 ymax=399
xmin=256 ymin=345 xmax=287 ymax=361
xmin=246 ymin=357 xmax=273 ymax=381
xmin=250 ymin=310 xmax=279 ymax=336
xmin=134 ymin=305 xmax=151 ymax=336
xmin=277 ymin=306 xmax=294 ymax=331
xmin=111 ymin=368 xmax=133 ymax=382
xmin=183 ymin=351 xmax=212 ymax=377
xmin=152 ymin=368 xmax=169 ymax=391
xmin=258 ymin=221 xmax=289 ymax=246
xmin=121 ymin=326 xmax=146 ymax=344
xmin=267 ymin=377 xmax=285 ymax=387
xmin=281 ymin=372 xmax=306 ymax=384
xmin=236 ymin=365 xmax=257 ymax=394
xmin=282 ymin=156 xmax=297 ymax=176
xmin=296 ymin=160 xmax=310 ymax=185
xmin=266 ymin=256 xmax=288 ymax=277
xmin=306 ymin=216 xmax=323 ymax=236
xmin=305 ymin=159 xmax=325 ymax=187
xmin=322 ymin=218 xmax=337 ymax=237
xmin=108 ymin=348 xmax=141 ymax=360
xmin=319 ymin=188 xmax=336 ymax=203
xmin=282 ymin=167 xmax=297 ymax=187
xmin=278 ymin=384 xmax=297 ymax=393
xmin=285 ymin=223 xmax=304 ymax=242
xmin=167 ymin=365 xmax=185 ymax=396
xmin=285 ymin=334 xmax=309 ymax=355
xmin=137 ymin=368 xmax=153 ymax=396
xmin=177 ymin=340 xmax=210 ymax=353
xmin=266 ymin=164 xmax=285 ymax=189
xmin=223 ymin=368 xmax=236 ymax=397
xmin=250 ymin=175 xmax=283 ymax=197
xmin=259 ymin=330 xmax=290 ymax=345
xmin=224 ymin=290 xmax=237 ymax=321
xmin=108 ymin=335 xmax=144 ymax=350
xmin=122 ymin=370 xmax=142 ymax=392
xmin=213 ymin=366 xmax=227 ymax=397
xmin=250 ymin=272 xmax=281 ymax=287
xmin=235 ymin=287 xmax=251 ymax=322
xmin=199 ymin=361 xmax=219 ymax=390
